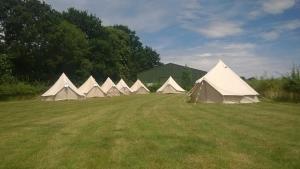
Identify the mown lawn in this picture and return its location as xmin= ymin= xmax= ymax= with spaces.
xmin=0 ymin=94 xmax=299 ymax=169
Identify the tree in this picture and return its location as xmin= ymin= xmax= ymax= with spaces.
xmin=46 ymin=21 xmax=91 ymax=84
xmin=0 ymin=0 xmax=61 ymax=81
xmin=62 ymin=8 xmax=104 ymax=39
xmin=0 ymin=54 xmax=13 ymax=83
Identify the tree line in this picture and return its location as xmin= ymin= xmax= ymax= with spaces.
xmin=0 ymin=0 xmax=161 ymax=85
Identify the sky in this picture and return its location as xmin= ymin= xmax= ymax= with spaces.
xmin=45 ymin=0 xmax=300 ymax=77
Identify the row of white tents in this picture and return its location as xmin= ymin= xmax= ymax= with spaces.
xmin=41 ymin=60 xmax=259 ymax=103
xmin=41 ymin=73 xmax=186 ymax=101
xmin=41 ymin=75 xmax=150 ymax=101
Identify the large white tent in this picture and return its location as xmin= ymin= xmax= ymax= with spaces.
xmin=190 ymin=60 xmax=259 ymax=103
xmin=116 ymin=79 xmax=132 ymax=95
xmin=157 ymin=76 xmax=185 ymax=94
xmin=78 ymin=76 xmax=105 ymax=98
xmin=41 ymin=73 xmax=85 ymax=101
xmin=130 ymin=79 xmax=150 ymax=94
xmin=101 ymin=77 xmax=122 ymax=97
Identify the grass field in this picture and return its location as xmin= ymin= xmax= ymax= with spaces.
xmin=0 ymin=94 xmax=299 ymax=169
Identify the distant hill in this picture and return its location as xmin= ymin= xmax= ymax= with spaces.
xmin=137 ymin=63 xmax=206 ymax=85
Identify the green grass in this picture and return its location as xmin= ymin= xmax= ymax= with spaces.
xmin=0 ymin=94 xmax=299 ymax=169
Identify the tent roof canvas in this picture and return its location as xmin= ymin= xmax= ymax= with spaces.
xmin=116 ymin=79 xmax=132 ymax=92
xmin=196 ymin=60 xmax=258 ymax=96
xmin=101 ymin=77 xmax=117 ymax=93
xmin=131 ymin=79 xmax=149 ymax=92
xmin=157 ymin=76 xmax=185 ymax=92
xmin=42 ymin=73 xmax=84 ymax=96
xmin=78 ymin=75 xmax=103 ymax=94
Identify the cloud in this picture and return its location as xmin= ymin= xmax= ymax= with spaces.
xmin=280 ymin=19 xmax=300 ymax=30
xmin=197 ymin=53 xmax=213 ymax=57
xmin=248 ymin=10 xmax=262 ymax=19
xmin=261 ymin=19 xmax=300 ymax=40
xmin=248 ymin=0 xmax=296 ymax=19
xmin=263 ymin=0 xmax=296 ymax=14
xmin=196 ymin=21 xmax=243 ymax=38
xmin=261 ymin=31 xmax=280 ymax=40
xmin=177 ymin=1 xmax=247 ymax=39
xmin=223 ymin=43 xmax=256 ymax=50
xmin=45 ymin=0 xmax=184 ymax=33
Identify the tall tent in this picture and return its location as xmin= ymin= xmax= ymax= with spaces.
xmin=101 ymin=77 xmax=122 ymax=97
xmin=116 ymin=79 xmax=132 ymax=95
xmin=157 ymin=76 xmax=185 ymax=94
xmin=78 ymin=76 xmax=105 ymax=98
xmin=131 ymin=79 xmax=150 ymax=94
xmin=41 ymin=73 xmax=85 ymax=101
xmin=190 ymin=60 xmax=259 ymax=103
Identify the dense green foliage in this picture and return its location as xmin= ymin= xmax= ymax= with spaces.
xmin=0 ymin=94 xmax=299 ymax=169
xmin=138 ymin=63 xmax=206 ymax=90
xmin=0 ymin=0 xmax=160 ymax=85
xmin=248 ymin=67 xmax=300 ymax=102
xmin=0 ymin=81 xmax=46 ymax=100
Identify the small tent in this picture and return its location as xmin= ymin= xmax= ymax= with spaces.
xmin=41 ymin=73 xmax=85 ymax=101
xmin=78 ymin=76 xmax=105 ymax=98
xmin=131 ymin=79 xmax=150 ymax=94
xmin=116 ymin=79 xmax=132 ymax=95
xmin=101 ymin=77 xmax=122 ymax=97
xmin=157 ymin=76 xmax=185 ymax=94
xmin=189 ymin=60 xmax=259 ymax=103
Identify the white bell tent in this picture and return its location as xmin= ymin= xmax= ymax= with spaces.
xmin=116 ymin=79 xmax=132 ymax=95
xmin=78 ymin=76 xmax=105 ymax=98
xmin=130 ymin=79 xmax=150 ymax=94
xmin=101 ymin=77 xmax=122 ymax=97
xmin=157 ymin=76 xmax=185 ymax=94
xmin=189 ymin=60 xmax=259 ymax=103
xmin=41 ymin=73 xmax=85 ymax=101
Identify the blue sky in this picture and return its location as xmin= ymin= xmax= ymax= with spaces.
xmin=45 ymin=0 xmax=300 ymax=77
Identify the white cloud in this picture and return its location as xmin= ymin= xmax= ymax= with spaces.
xmin=195 ymin=21 xmax=243 ymax=38
xmin=248 ymin=10 xmax=262 ymax=19
xmin=280 ymin=19 xmax=300 ymax=30
xmin=261 ymin=31 xmax=280 ymax=40
xmin=248 ymin=0 xmax=296 ymax=19
xmin=261 ymin=19 xmax=300 ymax=41
xmin=223 ymin=43 xmax=256 ymax=50
xmin=263 ymin=0 xmax=296 ymax=14
xmin=177 ymin=0 xmax=246 ymax=39
xmin=197 ymin=53 xmax=213 ymax=57
xmin=45 ymin=0 xmax=185 ymax=33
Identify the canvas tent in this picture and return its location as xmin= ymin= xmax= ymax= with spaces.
xmin=157 ymin=76 xmax=185 ymax=94
xmin=78 ymin=76 xmax=105 ymax=98
xmin=189 ymin=60 xmax=259 ymax=103
xmin=130 ymin=79 xmax=150 ymax=94
xmin=101 ymin=77 xmax=122 ymax=96
xmin=41 ymin=73 xmax=85 ymax=101
xmin=116 ymin=79 xmax=132 ymax=95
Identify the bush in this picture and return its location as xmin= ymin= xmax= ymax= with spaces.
xmin=0 ymin=82 xmax=46 ymax=100
xmin=248 ymin=66 xmax=300 ymax=102
xmin=147 ymin=83 xmax=161 ymax=93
